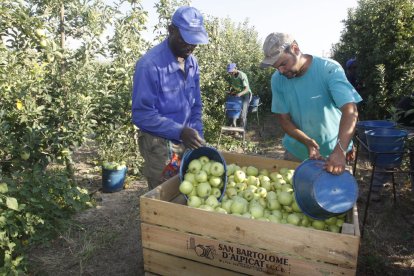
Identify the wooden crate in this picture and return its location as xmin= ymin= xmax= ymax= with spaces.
xmin=140 ymin=152 xmax=360 ymax=276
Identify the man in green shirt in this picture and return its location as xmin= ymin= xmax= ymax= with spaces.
xmin=226 ymin=63 xmax=252 ymax=128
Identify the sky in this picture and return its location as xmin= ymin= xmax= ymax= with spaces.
xmin=138 ymin=0 xmax=359 ymax=57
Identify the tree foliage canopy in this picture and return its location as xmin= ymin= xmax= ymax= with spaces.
xmin=332 ymin=0 xmax=414 ymax=119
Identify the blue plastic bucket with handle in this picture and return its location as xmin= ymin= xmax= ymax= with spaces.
xmin=180 ymin=146 xmax=227 ymax=202
xmin=102 ymin=166 xmax=127 ymax=193
xmin=293 ymin=159 xmax=358 ymax=220
xmin=366 ymin=128 xmax=408 ymax=168
xmin=225 ymin=96 xmax=242 ymax=119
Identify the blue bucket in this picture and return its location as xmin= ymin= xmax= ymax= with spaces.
xmin=248 ymin=96 xmax=260 ymax=113
xmin=356 ymin=120 xmax=396 ymax=145
xmin=293 ymin=160 xmax=358 ymax=220
xmin=225 ymin=96 xmax=242 ymax=119
xmin=180 ymin=146 xmax=227 ymax=201
xmin=102 ymin=166 xmax=127 ymax=193
xmin=366 ymin=128 xmax=408 ymax=168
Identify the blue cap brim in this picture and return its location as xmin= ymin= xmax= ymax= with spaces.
xmin=179 ymin=28 xmax=209 ymax=45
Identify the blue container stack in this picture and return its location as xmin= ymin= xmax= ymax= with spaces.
xmin=180 ymin=146 xmax=227 ymax=202
xmin=225 ymin=96 xmax=242 ymax=119
xmin=366 ymin=128 xmax=408 ymax=168
xmin=356 ymin=120 xmax=396 ymax=145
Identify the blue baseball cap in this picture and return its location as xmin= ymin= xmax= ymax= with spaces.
xmin=346 ymin=58 xmax=356 ymax=69
xmin=227 ymin=63 xmax=236 ymax=72
xmin=172 ymin=6 xmax=209 ymax=45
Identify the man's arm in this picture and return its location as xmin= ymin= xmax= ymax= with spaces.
xmin=324 ymin=102 xmax=359 ymax=174
xmin=276 ymin=113 xmax=321 ymax=159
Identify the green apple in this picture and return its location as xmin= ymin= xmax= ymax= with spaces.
xmin=281 ymin=183 xmax=293 ymax=193
xmin=268 ymin=215 xmax=281 ymax=223
xmin=221 ymin=199 xmax=233 ymax=213
xmin=215 ymin=207 xmax=227 ymax=214
xmin=269 ymin=171 xmax=284 ymax=182
xmin=39 ymin=39 xmax=48 ymax=48
xmin=188 ymin=159 xmax=202 ymax=174
xmin=291 ymin=200 xmax=302 ymax=212
xmin=256 ymin=187 xmax=267 ymax=198
xmin=259 ymin=169 xmax=269 ymax=177
xmin=20 ymin=151 xmax=30 ymax=160
xmin=250 ymin=204 xmax=264 ymax=219
xmin=35 ymin=29 xmax=46 ymax=37
xmin=329 ymin=225 xmax=340 ymax=233
xmin=267 ymin=199 xmax=281 ymax=211
xmin=266 ymin=191 xmax=277 ymax=200
xmin=196 ymin=182 xmax=211 ymax=198
xmin=199 ymin=205 xmax=215 ymax=212
xmin=246 ymin=175 xmax=259 ymax=186
xmin=189 ymin=188 xmax=198 ymax=196
xmin=195 ymin=170 xmax=208 ymax=183
xmin=184 ymin=172 xmax=197 ymax=184
xmin=225 ymin=187 xmax=237 ymax=198
xmin=279 ymin=167 xmax=289 ymax=176
xmin=211 ymin=187 xmax=222 ymax=198
xmin=301 ymin=216 xmax=310 ymax=227
xmin=234 ymin=170 xmax=246 ymax=183
xmin=210 ymin=162 xmax=225 ymax=177
xmin=230 ymin=197 xmax=247 ymax=214
xmin=198 ymin=156 xmax=210 ymax=165
xmin=312 ymin=220 xmax=326 ymax=230
xmin=260 ymin=180 xmax=272 ymax=191
xmin=325 ymin=217 xmax=337 ymax=226
xmin=271 ymin=210 xmax=283 ymax=219
xmin=278 ymin=191 xmax=293 ymax=206
xmin=258 ymin=175 xmax=271 ymax=186
xmin=205 ymin=195 xmax=219 ymax=208
xmin=209 ymin=176 xmax=222 ymax=187
xmin=243 ymin=189 xmax=255 ymax=201
xmin=258 ymin=197 xmax=267 ymax=208
xmin=187 ymin=196 xmax=202 ymax=208
xmin=242 ymin=212 xmax=253 ymax=219
xmin=247 ymin=185 xmax=258 ymax=193
xmin=287 ymin=213 xmax=301 ymax=225
xmin=336 ymin=218 xmax=345 ymax=227
xmin=226 ymin=163 xmax=236 ymax=176
xmin=246 ymin=166 xmax=259 ymax=176
xmin=202 ymin=162 xmax=212 ymax=174
xmin=235 ymin=182 xmax=247 ymax=192
xmin=179 ymin=180 xmax=193 ymax=195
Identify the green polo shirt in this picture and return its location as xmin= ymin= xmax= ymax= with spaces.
xmin=230 ymin=70 xmax=251 ymax=93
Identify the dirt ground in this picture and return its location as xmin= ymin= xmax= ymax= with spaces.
xmin=27 ymin=114 xmax=414 ymax=275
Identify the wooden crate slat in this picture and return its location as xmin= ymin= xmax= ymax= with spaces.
xmin=140 ymin=196 xmax=359 ymax=268
xmin=142 ymin=223 xmax=356 ymax=276
xmin=144 ymin=248 xmax=241 ymax=276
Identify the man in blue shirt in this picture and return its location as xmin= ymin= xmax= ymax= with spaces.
xmin=260 ymin=33 xmax=362 ymax=175
xmin=132 ymin=6 xmax=209 ymax=189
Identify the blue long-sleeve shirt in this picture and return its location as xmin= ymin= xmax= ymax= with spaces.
xmin=132 ymin=39 xmax=203 ymax=143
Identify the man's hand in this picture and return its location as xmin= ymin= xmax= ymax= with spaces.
xmin=305 ymin=138 xmax=322 ymax=160
xmin=324 ymin=151 xmax=346 ymax=175
xmin=180 ymin=127 xmax=205 ymax=149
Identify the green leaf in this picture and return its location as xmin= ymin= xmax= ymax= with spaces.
xmin=6 ymin=197 xmax=19 ymax=211
xmin=0 ymin=183 xmax=8 ymax=193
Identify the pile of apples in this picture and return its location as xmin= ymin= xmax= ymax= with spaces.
xmin=102 ymin=161 xmax=127 ymax=171
xmin=179 ymin=160 xmax=345 ymax=233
